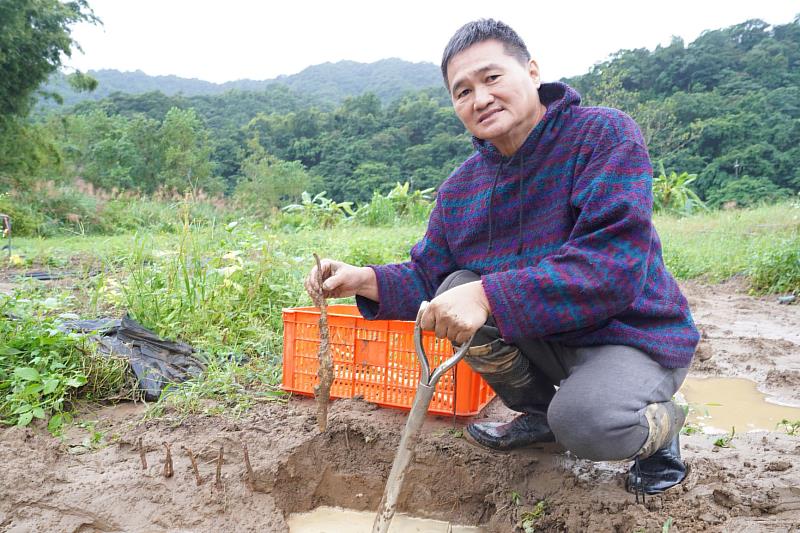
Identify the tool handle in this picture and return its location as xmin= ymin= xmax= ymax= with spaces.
xmin=414 ymin=301 xmax=475 ymax=386
xmin=371 ymin=382 xmax=436 ymax=533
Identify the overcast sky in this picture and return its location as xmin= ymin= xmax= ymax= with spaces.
xmin=66 ymin=0 xmax=800 ymax=84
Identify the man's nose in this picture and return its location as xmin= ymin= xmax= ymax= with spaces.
xmin=474 ymin=85 xmax=494 ymax=109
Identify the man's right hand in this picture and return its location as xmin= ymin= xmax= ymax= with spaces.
xmin=304 ymin=258 xmax=380 ymax=302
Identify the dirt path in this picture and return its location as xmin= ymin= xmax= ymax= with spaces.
xmin=1 ymin=281 xmax=799 ymax=532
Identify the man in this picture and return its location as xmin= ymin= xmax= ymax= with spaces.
xmin=305 ymin=19 xmax=699 ymax=496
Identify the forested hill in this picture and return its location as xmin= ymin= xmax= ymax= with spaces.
xmin=39 ymin=58 xmax=442 ymax=108
xmin=566 ymin=17 xmax=800 ymax=205
xmin=7 ymin=16 xmax=799 ymax=214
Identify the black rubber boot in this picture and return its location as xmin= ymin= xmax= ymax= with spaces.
xmin=463 ymin=330 xmax=556 ymax=451
xmin=625 ymin=432 xmax=687 ymax=497
xmin=625 ymin=402 xmax=687 ymax=499
xmin=467 ymin=411 xmax=555 ymax=451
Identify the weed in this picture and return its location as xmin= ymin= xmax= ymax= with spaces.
xmin=713 ymin=426 xmax=736 ymax=448
xmin=283 ymin=191 xmax=355 ymax=229
xmin=510 ymin=491 xmax=521 ymax=506
xmin=777 ymin=419 xmax=800 ymax=436
xmin=748 ymin=234 xmax=800 ymax=294
xmin=448 ymin=428 xmax=463 ymax=439
xmin=681 ymin=423 xmax=701 ymax=436
xmin=77 ymin=420 xmax=106 ymax=450
xmin=662 ymin=516 xmax=674 ymax=532
xmin=0 ymin=294 xmax=128 ymax=433
xmin=520 ymin=500 xmax=547 ymax=533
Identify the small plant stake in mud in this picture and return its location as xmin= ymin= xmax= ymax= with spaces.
xmin=214 ymin=445 xmax=224 ymax=491
xmin=181 ymin=445 xmax=203 ymax=486
xmin=312 ymin=253 xmax=334 ymax=432
xmin=241 ymin=440 xmax=255 ymax=489
xmin=162 ymin=442 xmax=174 ymax=478
xmin=137 ymin=436 xmax=147 ymax=470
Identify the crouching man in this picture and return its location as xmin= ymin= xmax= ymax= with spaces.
xmin=305 ymin=19 xmax=699 ymax=496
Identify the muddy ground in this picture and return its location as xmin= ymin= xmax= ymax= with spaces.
xmin=1 ymin=280 xmax=799 ymax=532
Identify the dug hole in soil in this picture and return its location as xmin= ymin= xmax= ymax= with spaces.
xmin=1 ymin=280 xmax=799 ymax=532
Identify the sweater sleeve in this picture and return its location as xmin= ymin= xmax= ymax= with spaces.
xmin=481 ymin=140 xmax=653 ymax=343
xmin=356 ymin=197 xmax=458 ymax=320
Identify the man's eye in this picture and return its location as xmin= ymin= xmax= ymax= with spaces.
xmin=457 ymin=89 xmax=471 ymax=99
xmin=487 ymin=74 xmax=500 ymax=82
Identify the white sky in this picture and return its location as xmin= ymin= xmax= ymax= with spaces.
xmin=67 ymin=0 xmax=800 ymax=84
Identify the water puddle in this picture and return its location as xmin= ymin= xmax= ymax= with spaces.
xmin=287 ymin=506 xmax=484 ymax=532
xmin=680 ymin=377 xmax=800 ymax=434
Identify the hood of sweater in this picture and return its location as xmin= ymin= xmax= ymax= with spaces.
xmin=470 ymin=82 xmax=582 ymax=255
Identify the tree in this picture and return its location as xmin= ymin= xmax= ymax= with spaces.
xmin=158 ymin=107 xmax=220 ymax=195
xmin=0 ymin=0 xmax=97 ymax=118
xmin=234 ymin=140 xmax=316 ymax=214
xmin=0 ymin=0 xmax=97 ymax=188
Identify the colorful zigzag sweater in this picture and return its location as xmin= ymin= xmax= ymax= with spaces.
xmin=356 ymin=82 xmax=699 ymax=368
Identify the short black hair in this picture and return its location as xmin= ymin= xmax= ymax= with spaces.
xmin=441 ymin=19 xmax=531 ymax=88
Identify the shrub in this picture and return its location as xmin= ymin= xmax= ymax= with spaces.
xmin=354 ymin=182 xmax=435 ymax=227
xmin=282 ymin=191 xmax=355 ymax=229
xmin=749 ymin=234 xmax=800 ymax=294
xmin=0 ymin=295 xmax=129 ymax=433
xmin=652 ymin=166 xmax=708 ymax=216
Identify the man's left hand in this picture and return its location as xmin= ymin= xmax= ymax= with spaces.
xmin=420 ymin=280 xmax=491 ymax=346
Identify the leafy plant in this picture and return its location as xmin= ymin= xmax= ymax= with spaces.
xmin=0 ymin=295 xmax=127 ymax=433
xmin=652 ymin=163 xmax=708 ymax=216
xmin=520 ymin=500 xmax=547 ymax=533
xmin=283 ymin=191 xmax=355 ymax=229
xmin=355 ymin=182 xmax=435 ymax=226
xmin=777 ymin=419 xmax=800 ymax=436
xmin=680 ymin=422 xmax=701 ymax=436
xmin=713 ymin=426 xmax=735 ymax=448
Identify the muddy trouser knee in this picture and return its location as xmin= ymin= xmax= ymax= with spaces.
xmin=539 ymin=344 xmax=689 ymax=461
xmin=435 ymin=270 xmax=555 ymax=414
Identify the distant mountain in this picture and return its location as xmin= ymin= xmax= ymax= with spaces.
xmin=39 ymin=58 xmax=442 ymax=109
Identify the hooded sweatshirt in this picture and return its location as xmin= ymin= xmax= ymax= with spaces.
xmin=356 ymin=82 xmax=699 ymax=369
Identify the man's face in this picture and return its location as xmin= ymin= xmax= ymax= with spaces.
xmin=447 ymin=39 xmax=542 ymax=153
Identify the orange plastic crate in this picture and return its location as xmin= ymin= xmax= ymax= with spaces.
xmin=282 ymin=305 xmax=495 ymax=416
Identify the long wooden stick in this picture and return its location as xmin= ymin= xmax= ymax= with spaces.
xmin=312 ymin=253 xmax=334 ymax=432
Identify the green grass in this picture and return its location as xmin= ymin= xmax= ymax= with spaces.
xmin=655 ymin=201 xmax=800 ymax=291
xmin=2 ymin=201 xmax=796 ymax=428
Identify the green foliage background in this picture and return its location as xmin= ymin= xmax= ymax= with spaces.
xmin=3 ymin=10 xmax=799 ymax=222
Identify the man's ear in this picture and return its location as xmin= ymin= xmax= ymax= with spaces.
xmin=528 ymin=59 xmax=541 ymax=89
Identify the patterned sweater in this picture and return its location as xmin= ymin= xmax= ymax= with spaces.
xmin=356 ymin=82 xmax=699 ymax=368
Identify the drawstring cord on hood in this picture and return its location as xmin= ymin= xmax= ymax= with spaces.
xmin=516 ymin=154 xmax=524 ymax=256
xmin=475 ymin=82 xmax=579 ymax=258
xmin=486 ymin=153 xmax=526 ymax=256
xmin=486 ymin=163 xmax=502 ymax=255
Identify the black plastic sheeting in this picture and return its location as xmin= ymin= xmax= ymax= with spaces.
xmin=61 ymin=316 xmax=206 ymax=401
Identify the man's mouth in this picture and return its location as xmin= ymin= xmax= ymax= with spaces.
xmin=478 ymin=108 xmax=502 ymax=123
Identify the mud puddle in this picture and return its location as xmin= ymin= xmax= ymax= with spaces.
xmin=680 ymin=377 xmax=800 ymax=434
xmin=287 ymin=506 xmax=483 ymax=532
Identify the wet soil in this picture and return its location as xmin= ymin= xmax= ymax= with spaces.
xmin=1 ymin=280 xmax=799 ymax=532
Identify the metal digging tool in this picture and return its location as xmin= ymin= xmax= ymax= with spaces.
xmin=372 ymin=301 xmax=474 ymax=533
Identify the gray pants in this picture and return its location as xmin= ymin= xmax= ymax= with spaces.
xmin=437 ymin=271 xmax=688 ymax=461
